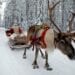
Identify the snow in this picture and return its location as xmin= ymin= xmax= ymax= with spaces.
xmin=0 ymin=27 xmax=75 ymax=75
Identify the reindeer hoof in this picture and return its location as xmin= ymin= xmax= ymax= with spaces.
xmin=46 ymin=67 xmax=53 ymax=71
xmin=45 ymin=66 xmax=53 ymax=71
xmin=45 ymin=64 xmax=53 ymax=71
xmin=23 ymin=55 xmax=26 ymax=59
xmin=11 ymin=47 xmax=15 ymax=50
xmin=33 ymin=65 xmax=39 ymax=69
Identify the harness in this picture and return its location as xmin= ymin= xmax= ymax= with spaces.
xmin=40 ymin=28 xmax=49 ymax=48
xmin=31 ymin=27 xmax=50 ymax=48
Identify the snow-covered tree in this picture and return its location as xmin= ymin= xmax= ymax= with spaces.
xmin=3 ymin=0 xmax=75 ymax=31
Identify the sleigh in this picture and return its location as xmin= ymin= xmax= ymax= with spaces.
xmin=8 ymin=39 xmax=28 ymax=50
xmin=5 ymin=25 xmax=31 ymax=50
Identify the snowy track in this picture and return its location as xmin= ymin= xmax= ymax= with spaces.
xmin=0 ymin=28 xmax=75 ymax=75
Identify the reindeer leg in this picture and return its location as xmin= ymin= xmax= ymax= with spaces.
xmin=32 ymin=46 xmax=39 ymax=69
xmin=32 ymin=44 xmax=35 ymax=51
xmin=23 ymin=44 xmax=32 ymax=59
xmin=23 ymin=47 xmax=27 ymax=59
xmin=39 ymin=48 xmax=45 ymax=59
xmin=45 ymin=51 xmax=53 ymax=71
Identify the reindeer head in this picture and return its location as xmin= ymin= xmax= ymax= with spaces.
xmin=55 ymin=33 xmax=75 ymax=59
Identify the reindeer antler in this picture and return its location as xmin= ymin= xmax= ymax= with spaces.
xmin=68 ymin=10 xmax=75 ymax=32
xmin=48 ymin=1 xmax=75 ymax=37
xmin=48 ymin=1 xmax=61 ymax=14
xmin=50 ymin=15 xmax=61 ymax=33
xmin=48 ymin=0 xmax=61 ymax=33
xmin=60 ymin=11 xmax=75 ymax=38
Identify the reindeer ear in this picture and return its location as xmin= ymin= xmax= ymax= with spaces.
xmin=65 ymin=37 xmax=71 ymax=43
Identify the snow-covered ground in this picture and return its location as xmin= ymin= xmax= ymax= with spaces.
xmin=0 ymin=27 xmax=75 ymax=75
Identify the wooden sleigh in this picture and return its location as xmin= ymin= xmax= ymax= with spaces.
xmin=8 ymin=39 xmax=29 ymax=50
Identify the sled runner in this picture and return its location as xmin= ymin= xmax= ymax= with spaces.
xmin=8 ymin=39 xmax=29 ymax=50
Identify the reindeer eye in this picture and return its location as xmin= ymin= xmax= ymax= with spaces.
xmin=60 ymin=40 xmax=65 ymax=44
xmin=58 ymin=40 xmax=66 ymax=50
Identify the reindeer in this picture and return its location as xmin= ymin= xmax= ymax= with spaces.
xmin=25 ymin=23 xmax=75 ymax=70
xmin=23 ymin=1 xmax=75 ymax=71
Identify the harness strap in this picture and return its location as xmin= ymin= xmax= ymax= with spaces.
xmin=40 ymin=28 xmax=49 ymax=48
xmin=30 ymin=27 xmax=50 ymax=48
